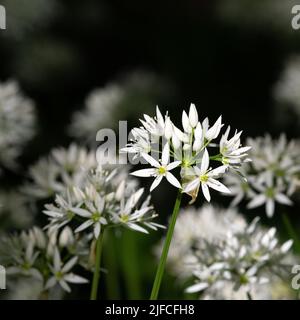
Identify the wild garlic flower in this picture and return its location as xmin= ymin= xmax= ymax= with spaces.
xmin=0 ymin=80 xmax=36 ymax=168
xmin=69 ymin=71 xmax=173 ymax=142
xmin=224 ymin=134 xmax=300 ymax=217
xmin=24 ymin=144 xmax=98 ymax=199
xmin=131 ymin=143 xmax=181 ymax=191
xmin=157 ymin=205 xmax=247 ymax=278
xmin=45 ymin=247 xmax=88 ymax=293
xmin=185 ymin=216 xmax=293 ymax=298
xmin=158 ymin=205 xmax=294 ymax=299
xmin=122 ymin=104 xmax=250 ymax=203
xmin=0 ymin=227 xmax=89 ymax=295
xmin=43 ymin=165 xmax=163 ymax=239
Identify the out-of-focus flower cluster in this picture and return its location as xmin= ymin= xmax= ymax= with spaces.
xmin=0 ymin=81 xmax=36 ymax=169
xmin=43 ymin=164 xmax=163 ymax=239
xmin=69 ymin=71 xmax=174 ymax=142
xmin=274 ymin=56 xmax=300 ymax=127
xmin=0 ymin=226 xmax=89 ymax=297
xmin=224 ymin=134 xmax=300 ymax=217
xmin=24 ymin=144 xmax=98 ymax=199
xmin=122 ymin=104 xmax=251 ymax=203
xmin=160 ymin=205 xmax=296 ymax=300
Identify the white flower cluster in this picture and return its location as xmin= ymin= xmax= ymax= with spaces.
xmin=122 ymin=104 xmax=251 ymax=203
xmin=224 ymin=134 xmax=300 ymax=217
xmin=158 ymin=205 xmax=246 ymax=278
xmin=69 ymin=84 xmax=125 ymax=141
xmin=186 ymin=217 xmax=293 ymax=297
xmin=24 ymin=144 xmax=98 ymax=199
xmin=43 ymin=164 xmax=163 ymax=239
xmin=0 ymin=80 xmax=36 ymax=168
xmin=159 ymin=205 xmax=294 ymax=299
xmin=0 ymin=227 xmax=89 ymax=294
xmin=69 ymin=71 xmax=172 ymax=142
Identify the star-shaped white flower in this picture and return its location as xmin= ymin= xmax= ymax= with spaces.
xmin=72 ymin=195 xmax=108 ymax=238
xmin=247 ymin=173 xmax=292 ymax=217
xmin=184 ymin=149 xmax=230 ymax=202
xmin=45 ymin=248 xmax=88 ymax=293
xmin=131 ymin=143 xmax=181 ymax=191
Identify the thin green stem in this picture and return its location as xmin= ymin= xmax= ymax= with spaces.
xmin=150 ymin=189 xmax=182 ymax=300
xmin=247 ymin=292 xmax=253 ymax=300
xmin=90 ymin=231 xmax=105 ymax=300
xmin=282 ymin=213 xmax=300 ymax=253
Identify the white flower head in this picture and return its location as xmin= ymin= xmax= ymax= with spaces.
xmin=131 ymin=143 xmax=181 ymax=191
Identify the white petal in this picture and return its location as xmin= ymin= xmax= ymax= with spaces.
xmin=247 ymin=194 xmax=266 ymax=209
xmin=53 ymin=248 xmax=61 ymax=272
xmin=205 ymin=116 xmax=222 ymax=140
xmin=94 ymin=222 xmax=101 ymax=239
xmin=209 ymin=165 xmax=228 ymax=176
xmin=266 ymin=199 xmax=275 ymax=218
xmin=166 ymin=172 xmax=181 ymax=189
xmin=166 ymin=161 xmax=181 ymax=170
xmin=201 ymin=183 xmax=211 ymax=202
xmin=71 ymin=207 xmax=92 ymax=218
xmin=164 ymin=117 xmax=173 ymax=140
xmin=130 ymin=168 xmax=156 ymax=177
xmin=275 ymin=193 xmax=293 ymax=206
xmin=64 ymin=273 xmax=89 ymax=284
xmin=194 ymin=122 xmax=202 ymax=140
xmin=62 ymin=257 xmax=78 ymax=273
xmin=75 ymin=219 xmax=94 ymax=233
xmin=184 ymin=178 xmax=200 ymax=193
xmin=281 ymin=240 xmax=293 ymax=253
xmin=142 ymin=153 xmax=160 ymax=168
xmin=189 ymin=103 xmax=198 ymax=127
xmin=150 ymin=175 xmax=163 ymax=192
xmin=45 ymin=276 xmax=57 ymax=290
xmin=59 ymin=279 xmax=71 ymax=292
xmin=127 ymin=223 xmax=149 ymax=234
xmin=161 ymin=143 xmax=170 ymax=166
xmin=207 ymin=179 xmax=231 ymax=194
xmin=182 ymin=110 xmax=191 ymax=133
xmin=185 ymin=282 xmax=209 ymax=293
xmin=200 ymin=149 xmax=209 ymax=173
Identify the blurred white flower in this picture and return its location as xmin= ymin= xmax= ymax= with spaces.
xmin=45 ymin=247 xmax=88 ymax=293
xmin=157 ymin=204 xmax=246 ymax=278
xmin=0 ymin=80 xmax=36 ymax=168
xmin=247 ymin=172 xmax=292 ymax=217
xmin=274 ymin=55 xmax=300 ymax=126
xmin=185 ymin=215 xmax=293 ymax=298
xmin=224 ymin=134 xmax=300 ymax=217
xmin=24 ymin=144 xmax=98 ymax=199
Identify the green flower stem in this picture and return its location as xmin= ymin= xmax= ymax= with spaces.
xmin=282 ymin=213 xmax=300 ymax=253
xmin=150 ymin=189 xmax=182 ymax=300
xmin=90 ymin=230 xmax=105 ymax=300
xmin=247 ymin=292 xmax=253 ymax=300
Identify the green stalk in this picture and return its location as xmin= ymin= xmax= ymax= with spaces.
xmin=90 ymin=230 xmax=105 ymax=300
xmin=150 ymin=189 xmax=182 ymax=300
xmin=282 ymin=213 xmax=300 ymax=253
